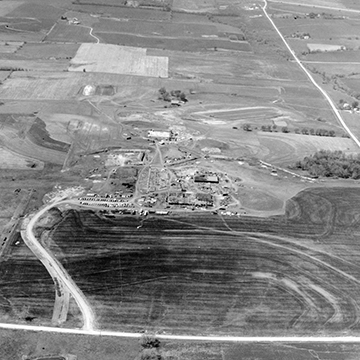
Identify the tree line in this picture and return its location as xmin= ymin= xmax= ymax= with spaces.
xmin=291 ymin=150 xmax=360 ymax=179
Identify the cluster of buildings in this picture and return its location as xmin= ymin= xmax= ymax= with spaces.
xmin=77 ymin=193 xmax=134 ymax=208
xmin=167 ymin=192 xmax=214 ymax=208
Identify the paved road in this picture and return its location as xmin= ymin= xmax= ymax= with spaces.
xmin=262 ymin=0 xmax=360 ymax=148
xmin=2 ymin=322 xmax=360 ymax=342
xmin=21 ymin=199 xmax=96 ymax=331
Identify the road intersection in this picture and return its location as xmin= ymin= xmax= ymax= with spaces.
xmin=263 ymin=0 xmax=360 ymax=148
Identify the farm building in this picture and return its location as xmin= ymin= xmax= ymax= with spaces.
xmin=148 ymin=130 xmax=172 ymax=140
xmin=194 ymin=174 xmax=219 ymax=183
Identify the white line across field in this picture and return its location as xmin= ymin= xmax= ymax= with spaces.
xmin=262 ymin=0 xmax=360 ymax=148
xmin=301 ymin=61 xmax=360 ymax=65
xmin=268 ymin=0 xmax=360 ymax=13
xmin=2 ymin=322 xmax=360 ymax=342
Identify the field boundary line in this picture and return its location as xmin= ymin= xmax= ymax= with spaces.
xmin=43 ymin=22 xmax=57 ymax=41
xmin=301 ymin=61 xmax=360 ymax=65
xmin=262 ymin=0 xmax=360 ymax=148
xmin=259 ymin=160 xmax=315 ymax=181
xmin=268 ymin=0 xmax=360 ymax=13
xmin=2 ymin=322 xmax=360 ymax=342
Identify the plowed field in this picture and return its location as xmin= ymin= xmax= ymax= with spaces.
xmin=45 ymin=187 xmax=360 ymax=336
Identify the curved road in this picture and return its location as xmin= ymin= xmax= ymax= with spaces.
xmin=77 ymin=24 xmax=100 ymax=43
xmin=262 ymin=0 xmax=360 ymax=148
xmin=21 ymin=198 xmax=96 ymax=331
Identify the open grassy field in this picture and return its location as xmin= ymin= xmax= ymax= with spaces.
xmin=17 ymin=43 xmax=80 ymax=59
xmin=94 ymin=18 xmax=220 ymax=38
xmin=0 ymin=72 xmax=86 ymax=100
xmin=0 ymin=130 xmax=67 ymax=165
xmin=270 ymin=0 xmax=348 ymax=10
xmin=45 ymin=24 xmax=96 ymax=43
xmin=342 ymin=77 xmax=360 ymax=93
xmin=172 ymin=0 xmax=217 ymax=12
xmin=2 ymin=328 xmax=359 ymax=360
xmin=192 ymin=106 xmax=282 ymax=122
xmin=197 ymin=116 xmax=354 ymax=167
xmin=92 ymin=17 xmax=242 ymax=40
xmin=270 ymin=0 xmax=360 ymax=11
xmin=70 ymin=3 xmax=171 ymax=21
xmin=342 ymin=0 xmax=360 ymax=11
xmin=69 ymin=43 xmax=169 ymax=78
xmin=3 ymin=3 xmax=64 ymax=34
xmin=306 ymin=62 xmax=360 ymax=77
xmin=0 ymin=147 xmax=44 ymax=170
xmin=0 ymin=2 xmax=23 ymax=17
xmin=6 ymin=2 xmax=64 ymax=21
xmin=157 ymin=46 xmax=307 ymax=82
xmin=257 ymin=132 xmax=358 ymax=165
xmin=0 ymin=117 xmax=68 ymax=164
xmin=39 ymin=187 xmax=360 ymax=336
xmin=0 ymin=71 xmax=170 ymax=101
xmin=301 ymin=49 xmax=360 ymax=62
xmin=0 ymin=59 xmax=69 ymax=72
xmin=99 ymin=33 xmax=252 ymax=52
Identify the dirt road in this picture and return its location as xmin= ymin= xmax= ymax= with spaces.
xmin=21 ymin=199 xmax=96 ymax=330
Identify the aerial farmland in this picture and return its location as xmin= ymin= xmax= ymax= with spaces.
xmin=1 ymin=0 xmax=360 ymax=359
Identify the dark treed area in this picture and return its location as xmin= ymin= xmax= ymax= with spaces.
xmin=292 ymin=150 xmax=360 ymax=178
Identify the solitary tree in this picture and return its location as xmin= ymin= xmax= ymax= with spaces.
xmin=301 ymin=128 xmax=309 ymax=135
xmin=179 ymin=92 xmax=187 ymax=102
xmin=243 ymin=124 xmax=252 ymax=132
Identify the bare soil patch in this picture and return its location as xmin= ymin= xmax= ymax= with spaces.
xmin=47 ymin=188 xmax=360 ymax=336
xmin=69 ymin=43 xmax=169 ymax=78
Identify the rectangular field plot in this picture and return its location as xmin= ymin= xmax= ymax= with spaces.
xmin=6 ymin=3 xmax=63 ymax=19
xmin=51 ymin=201 xmax=360 ymax=336
xmin=45 ymin=23 xmax=96 ymax=43
xmin=341 ymin=77 xmax=360 ymax=92
xmin=17 ymin=43 xmax=80 ymax=59
xmin=0 ymin=72 xmax=84 ymax=100
xmin=71 ymin=3 xmax=171 ymax=21
xmin=0 ymin=59 xmax=68 ymax=72
xmin=302 ymin=49 xmax=360 ymax=62
xmin=172 ymin=0 xmax=217 ymax=12
xmin=258 ymin=132 xmax=359 ymax=166
xmin=69 ymin=43 xmax=169 ymax=78
xmin=93 ymin=18 xmax=220 ymax=38
xmin=0 ymin=147 xmax=44 ymax=170
xmin=98 ymin=33 xmax=251 ymax=52
xmin=305 ymin=62 xmax=360 ymax=77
